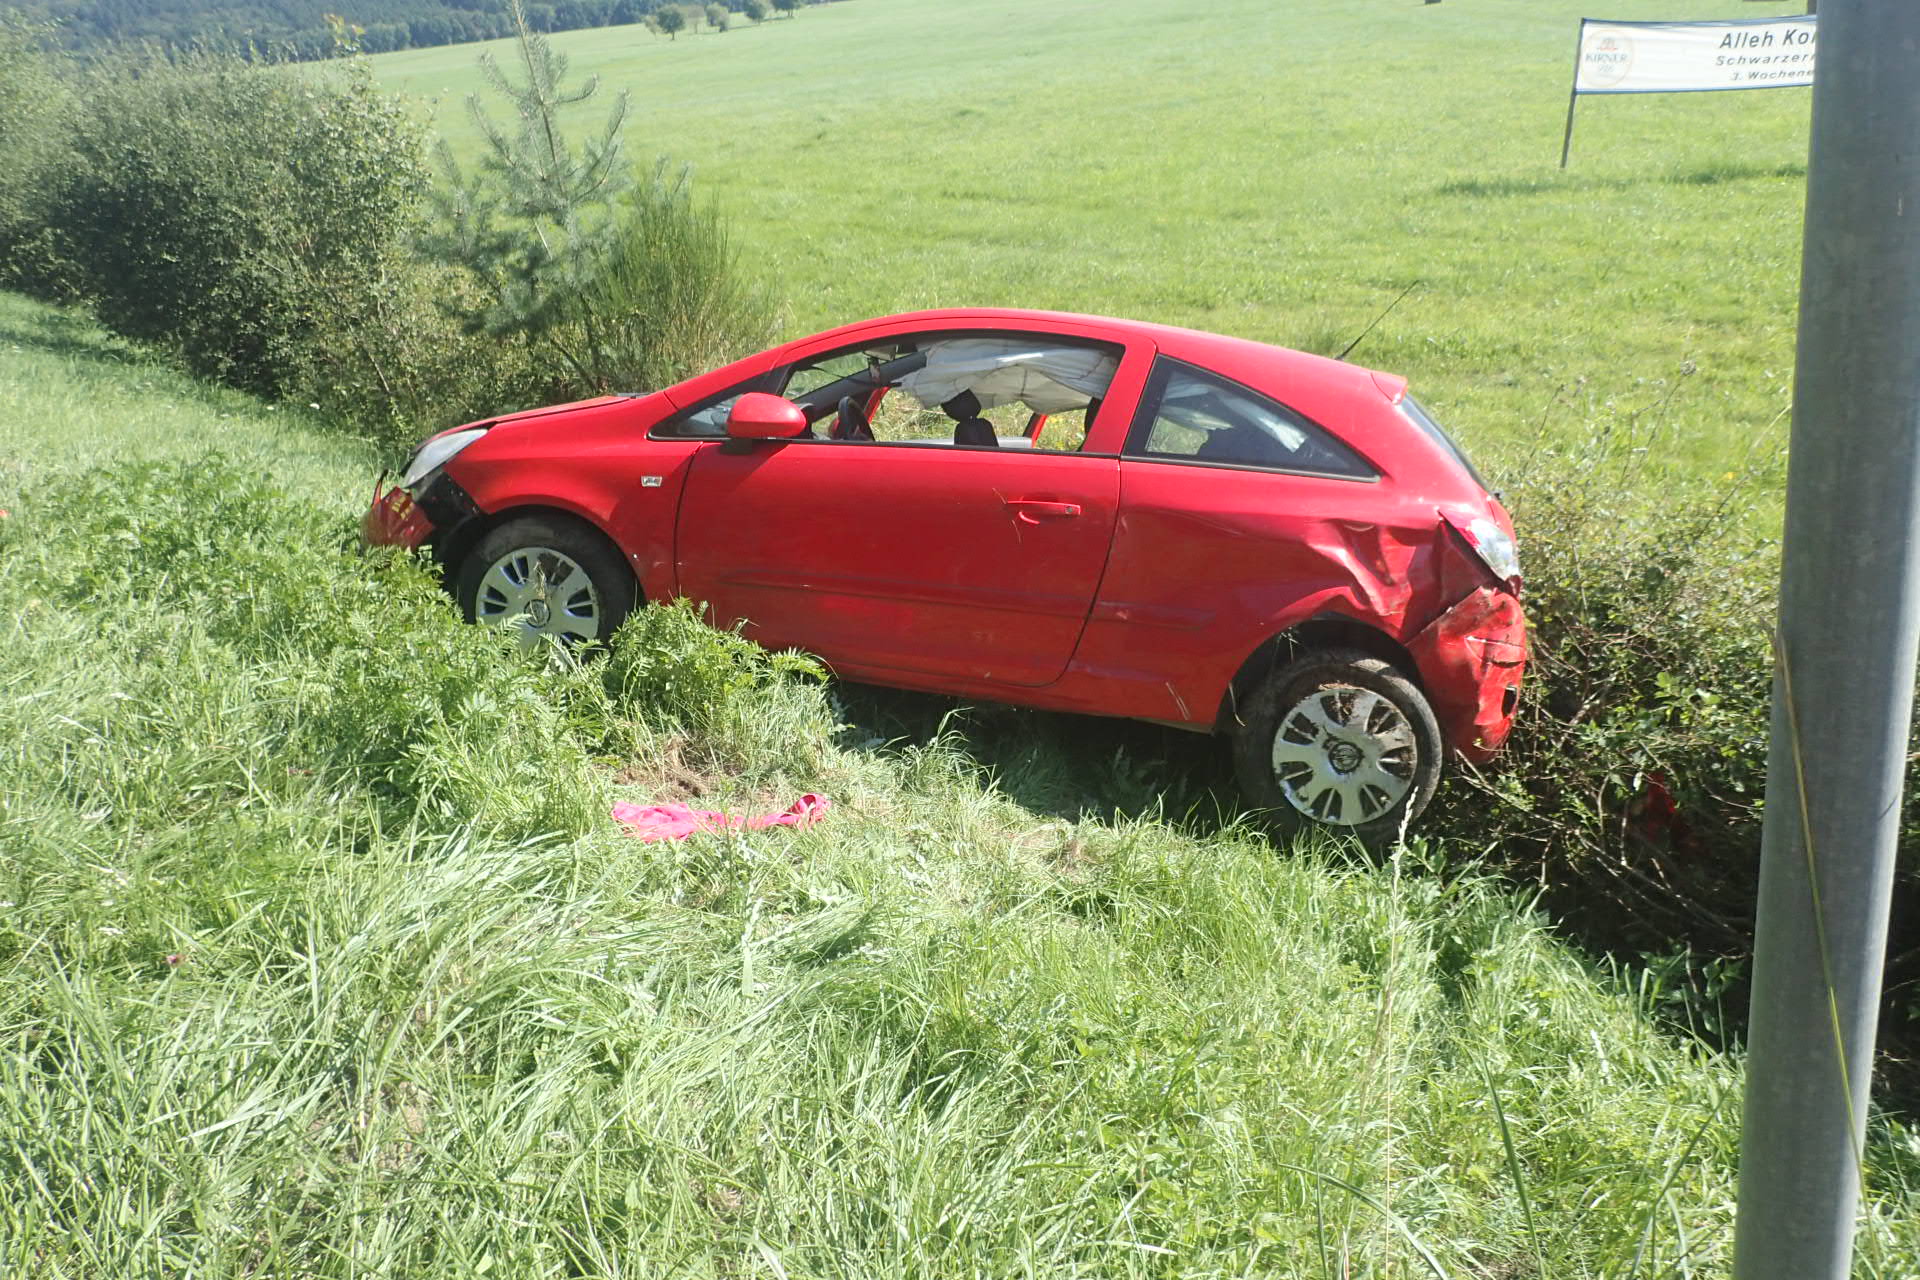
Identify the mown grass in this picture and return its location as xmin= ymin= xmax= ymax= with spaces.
xmin=374 ymin=0 xmax=1808 ymax=481
xmin=3 ymin=293 xmax=1918 ymax=1273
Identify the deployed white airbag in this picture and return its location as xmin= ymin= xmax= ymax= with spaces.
xmin=897 ymin=339 xmax=1119 ymax=414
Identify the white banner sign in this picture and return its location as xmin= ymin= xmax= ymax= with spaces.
xmin=1575 ymin=16 xmax=1817 ymax=95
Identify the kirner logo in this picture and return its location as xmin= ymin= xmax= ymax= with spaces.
xmin=1584 ymin=33 xmax=1635 ymax=87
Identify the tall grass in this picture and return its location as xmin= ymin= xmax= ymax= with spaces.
xmin=3 ymin=294 xmax=1918 ymax=1276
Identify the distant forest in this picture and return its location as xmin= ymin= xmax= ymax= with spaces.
xmin=18 ymin=0 xmax=714 ymax=60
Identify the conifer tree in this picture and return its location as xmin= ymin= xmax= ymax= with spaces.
xmin=426 ymin=0 xmax=631 ymax=388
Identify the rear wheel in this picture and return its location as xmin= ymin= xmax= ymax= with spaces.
xmin=1232 ymin=648 xmax=1442 ymax=847
xmin=455 ymin=515 xmax=636 ymax=647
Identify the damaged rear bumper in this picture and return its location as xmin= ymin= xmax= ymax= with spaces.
xmin=1408 ymin=584 xmax=1527 ymax=763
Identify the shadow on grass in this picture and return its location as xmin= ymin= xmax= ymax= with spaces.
xmin=1432 ymin=174 xmax=1639 ymax=199
xmin=1666 ymin=160 xmax=1806 ymax=186
xmin=0 ymin=296 xmax=285 ymax=426
xmin=1432 ymin=161 xmax=1803 ymax=200
xmin=0 ymin=300 xmax=138 ymax=368
xmin=833 ymin=682 xmax=1250 ymax=838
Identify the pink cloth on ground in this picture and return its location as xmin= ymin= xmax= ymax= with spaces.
xmin=611 ymin=794 xmax=831 ymax=842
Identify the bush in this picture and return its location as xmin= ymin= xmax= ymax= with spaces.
xmin=283 ymin=256 xmax=541 ymax=453
xmin=42 ymin=50 xmax=432 ymax=400
xmin=0 ymin=11 xmax=76 ymax=297
xmin=1427 ymin=396 xmax=1920 ymax=1047
xmin=582 ymin=162 xmax=780 ymax=392
xmin=1427 ymin=405 xmax=1781 ymax=954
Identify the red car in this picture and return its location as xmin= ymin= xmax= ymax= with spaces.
xmin=365 ymin=309 xmax=1526 ymax=841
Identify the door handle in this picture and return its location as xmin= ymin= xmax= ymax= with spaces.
xmin=1006 ymin=498 xmax=1082 ymax=523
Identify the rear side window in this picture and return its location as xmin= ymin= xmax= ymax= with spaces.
xmin=1400 ymin=395 xmax=1488 ymax=490
xmin=1125 ymin=360 xmax=1375 ymax=480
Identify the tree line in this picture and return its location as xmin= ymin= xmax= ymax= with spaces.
xmin=11 ymin=0 xmax=828 ymax=60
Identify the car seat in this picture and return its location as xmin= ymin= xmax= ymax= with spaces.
xmin=953 ymin=418 xmax=999 ymax=447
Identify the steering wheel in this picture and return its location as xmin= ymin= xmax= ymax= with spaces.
xmin=833 ymin=395 xmax=874 ymax=441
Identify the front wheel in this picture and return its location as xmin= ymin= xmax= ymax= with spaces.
xmin=455 ymin=515 xmax=636 ymax=647
xmin=1232 ymin=648 xmax=1442 ymax=847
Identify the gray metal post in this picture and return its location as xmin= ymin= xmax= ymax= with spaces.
xmin=1733 ymin=4 xmax=1920 ymax=1279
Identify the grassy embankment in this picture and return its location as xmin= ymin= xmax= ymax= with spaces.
xmin=0 ymin=298 xmax=1915 ymax=1273
xmin=4 ymin=0 xmax=1914 ymax=1273
xmin=377 ymin=0 xmax=1809 ymax=482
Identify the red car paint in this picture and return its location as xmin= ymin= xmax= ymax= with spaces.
xmin=364 ymin=481 xmax=431 ymax=550
xmin=365 ymin=308 xmax=1526 ymax=764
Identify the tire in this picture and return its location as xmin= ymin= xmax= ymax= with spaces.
xmin=455 ymin=514 xmax=636 ymax=647
xmin=1232 ymin=648 xmax=1443 ymax=847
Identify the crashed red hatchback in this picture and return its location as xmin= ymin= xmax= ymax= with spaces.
xmin=366 ymin=309 xmax=1525 ymax=841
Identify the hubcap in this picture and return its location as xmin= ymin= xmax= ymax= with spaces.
xmin=1270 ymin=684 xmax=1418 ymax=826
xmin=474 ymin=546 xmax=600 ymax=645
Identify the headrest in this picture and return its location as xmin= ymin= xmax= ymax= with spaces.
xmin=941 ymin=390 xmax=983 ymax=420
xmin=953 ymin=417 xmax=999 ymax=448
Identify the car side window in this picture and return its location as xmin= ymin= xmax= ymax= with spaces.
xmin=782 ymin=333 xmax=1123 ymax=452
xmin=654 ymin=333 xmax=1125 ymax=450
xmin=1126 ymin=360 xmax=1376 ymax=479
xmin=653 ymin=372 xmax=782 ymax=438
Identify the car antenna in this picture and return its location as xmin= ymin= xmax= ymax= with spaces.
xmin=1334 ymin=282 xmax=1420 ymax=362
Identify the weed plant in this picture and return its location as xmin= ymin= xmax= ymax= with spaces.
xmin=1419 ymin=385 xmax=1920 ymax=1067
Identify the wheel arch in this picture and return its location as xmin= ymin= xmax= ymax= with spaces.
xmin=436 ymin=503 xmax=641 ymax=601
xmin=1214 ymin=614 xmax=1423 ymax=734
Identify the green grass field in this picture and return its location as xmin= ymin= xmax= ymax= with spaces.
xmin=7 ymin=1 xmax=1916 ymax=1274
xmin=377 ymin=0 xmax=1809 ymax=481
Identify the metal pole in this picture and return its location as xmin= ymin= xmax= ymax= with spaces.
xmin=1734 ymin=4 xmax=1920 ymax=1279
xmin=1560 ymin=21 xmax=1586 ymax=169
xmin=1558 ymin=87 xmax=1578 ymax=170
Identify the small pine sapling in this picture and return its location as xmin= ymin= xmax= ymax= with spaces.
xmin=426 ymin=0 xmax=631 ymax=390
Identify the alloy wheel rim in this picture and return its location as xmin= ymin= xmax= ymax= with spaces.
xmin=1270 ymin=683 xmax=1417 ymax=826
xmin=474 ymin=546 xmax=600 ymax=644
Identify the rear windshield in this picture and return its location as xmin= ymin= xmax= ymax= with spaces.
xmin=1400 ymin=395 xmax=1488 ymax=491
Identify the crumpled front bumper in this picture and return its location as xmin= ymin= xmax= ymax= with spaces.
xmin=1407 ymin=584 xmax=1527 ymax=763
xmin=361 ymin=470 xmax=484 ymax=557
xmin=363 ymin=479 xmax=433 ymax=550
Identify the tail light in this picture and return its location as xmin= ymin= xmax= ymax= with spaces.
xmin=1454 ymin=514 xmax=1521 ymax=584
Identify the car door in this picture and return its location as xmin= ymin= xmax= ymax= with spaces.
xmin=674 ymin=325 xmax=1151 ymax=688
